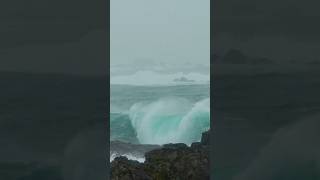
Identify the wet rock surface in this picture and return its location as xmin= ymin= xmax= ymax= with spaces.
xmin=111 ymin=130 xmax=210 ymax=180
xmin=110 ymin=141 xmax=161 ymax=161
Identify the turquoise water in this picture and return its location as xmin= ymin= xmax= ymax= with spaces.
xmin=110 ymin=84 xmax=210 ymax=145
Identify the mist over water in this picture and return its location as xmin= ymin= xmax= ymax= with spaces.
xmin=111 ymin=70 xmax=209 ymax=86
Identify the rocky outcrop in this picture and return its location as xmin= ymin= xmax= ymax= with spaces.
xmin=111 ymin=130 xmax=210 ymax=180
xmin=111 ymin=141 xmax=161 ymax=156
xmin=201 ymin=130 xmax=210 ymax=145
xmin=110 ymin=141 xmax=161 ymax=162
xmin=110 ymin=156 xmax=151 ymax=180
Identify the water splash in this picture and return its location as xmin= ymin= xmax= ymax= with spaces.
xmin=129 ymin=97 xmax=210 ymax=145
xmin=110 ymin=153 xmax=145 ymax=163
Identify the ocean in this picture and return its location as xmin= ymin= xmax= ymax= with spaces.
xmin=110 ymin=84 xmax=210 ymax=146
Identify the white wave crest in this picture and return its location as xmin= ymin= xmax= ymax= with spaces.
xmin=110 ymin=153 xmax=145 ymax=163
xmin=111 ymin=70 xmax=209 ymax=86
xmin=129 ymin=97 xmax=210 ymax=145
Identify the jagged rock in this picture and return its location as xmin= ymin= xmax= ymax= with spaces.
xmin=111 ymin=156 xmax=152 ymax=180
xmin=111 ymin=130 xmax=210 ymax=180
xmin=191 ymin=142 xmax=202 ymax=149
xmin=162 ymin=143 xmax=188 ymax=150
xmin=110 ymin=141 xmax=161 ymax=161
xmin=201 ymin=130 xmax=210 ymax=146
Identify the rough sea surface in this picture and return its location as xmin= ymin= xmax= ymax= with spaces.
xmin=110 ymin=84 xmax=210 ymax=160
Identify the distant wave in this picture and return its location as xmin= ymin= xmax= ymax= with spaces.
xmin=111 ymin=70 xmax=209 ymax=86
xmin=129 ymin=97 xmax=210 ymax=145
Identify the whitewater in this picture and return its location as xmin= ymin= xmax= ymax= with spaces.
xmin=110 ymin=70 xmax=209 ymax=86
xmin=110 ymin=84 xmax=210 ymax=161
xmin=129 ymin=97 xmax=209 ymax=145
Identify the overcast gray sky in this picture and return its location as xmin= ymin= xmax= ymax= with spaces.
xmin=110 ymin=0 xmax=210 ymax=76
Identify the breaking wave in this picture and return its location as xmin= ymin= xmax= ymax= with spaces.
xmin=129 ymin=97 xmax=210 ymax=145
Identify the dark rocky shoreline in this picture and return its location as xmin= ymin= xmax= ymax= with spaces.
xmin=110 ymin=141 xmax=161 ymax=162
xmin=111 ymin=130 xmax=210 ymax=180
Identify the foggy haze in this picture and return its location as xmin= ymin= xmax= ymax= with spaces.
xmin=110 ymin=0 xmax=210 ymax=77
